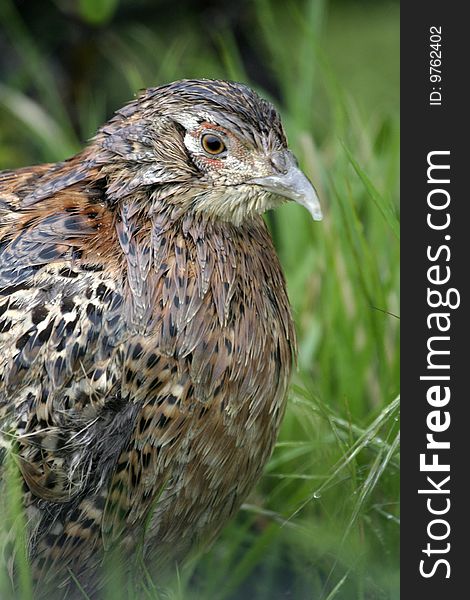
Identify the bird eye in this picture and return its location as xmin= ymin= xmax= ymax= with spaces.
xmin=201 ymin=133 xmax=226 ymax=156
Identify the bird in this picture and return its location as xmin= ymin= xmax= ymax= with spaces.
xmin=0 ymin=79 xmax=322 ymax=598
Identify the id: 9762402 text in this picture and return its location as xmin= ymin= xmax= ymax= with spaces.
xmin=429 ymin=26 xmax=442 ymax=106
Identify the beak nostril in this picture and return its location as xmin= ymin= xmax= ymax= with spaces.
xmin=270 ymin=152 xmax=289 ymax=175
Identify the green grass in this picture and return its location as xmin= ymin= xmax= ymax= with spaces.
xmin=0 ymin=0 xmax=399 ymax=598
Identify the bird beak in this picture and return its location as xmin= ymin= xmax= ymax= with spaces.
xmin=249 ymin=156 xmax=322 ymax=221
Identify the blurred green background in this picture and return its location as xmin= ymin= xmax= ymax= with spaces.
xmin=0 ymin=0 xmax=400 ymax=599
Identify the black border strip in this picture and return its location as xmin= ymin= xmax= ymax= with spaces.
xmin=401 ymin=3 xmax=467 ymax=596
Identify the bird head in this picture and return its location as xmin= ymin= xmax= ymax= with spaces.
xmin=97 ymin=79 xmax=322 ymax=226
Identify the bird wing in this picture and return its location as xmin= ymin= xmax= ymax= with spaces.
xmin=0 ymin=166 xmax=129 ymax=503
xmin=0 ymin=167 xmax=193 ymax=568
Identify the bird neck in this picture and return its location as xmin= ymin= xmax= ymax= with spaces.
xmin=115 ymin=196 xmax=288 ymax=334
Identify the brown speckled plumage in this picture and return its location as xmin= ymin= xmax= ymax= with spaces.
xmin=0 ymin=79 xmax=321 ymax=597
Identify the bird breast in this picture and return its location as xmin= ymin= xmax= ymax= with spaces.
xmin=108 ymin=211 xmax=296 ymax=556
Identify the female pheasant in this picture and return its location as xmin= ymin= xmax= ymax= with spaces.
xmin=0 ymin=79 xmax=321 ymax=597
